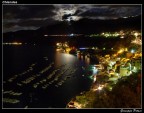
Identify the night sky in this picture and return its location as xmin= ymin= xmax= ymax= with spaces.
xmin=3 ymin=4 xmax=141 ymax=33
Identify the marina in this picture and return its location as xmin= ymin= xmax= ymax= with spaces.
xmin=3 ymin=46 xmax=93 ymax=108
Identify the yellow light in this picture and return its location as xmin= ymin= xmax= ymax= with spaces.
xmin=117 ymin=48 xmax=124 ymax=54
xmin=12 ymin=42 xmax=22 ymax=45
xmin=105 ymin=54 xmax=110 ymax=58
xmin=98 ymin=86 xmax=103 ymax=90
xmin=134 ymin=32 xmax=138 ymax=37
xmin=92 ymin=85 xmax=104 ymax=91
xmin=65 ymin=48 xmax=71 ymax=53
xmin=56 ymin=43 xmax=59 ymax=46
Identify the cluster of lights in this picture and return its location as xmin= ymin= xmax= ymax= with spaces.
xmin=123 ymin=15 xmax=139 ymax=18
xmin=44 ymin=34 xmax=82 ymax=37
xmin=56 ymin=43 xmax=62 ymax=46
xmin=93 ymin=84 xmax=105 ymax=91
xmin=117 ymin=48 xmax=128 ymax=54
xmin=44 ymin=30 xmax=141 ymax=39
xmin=56 ymin=42 xmax=69 ymax=47
xmin=3 ymin=42 xmax=22 ymax=45
xmin=90 ymin=32 xmax=120 ymax=38
xmin=131 ymin=38 xmax=142 ymax=45
xmin=89 ymin=30 xmax=141 ymax=39
xmin=56 ymin=42 xmax=71 ymax=53
xmin=101 ymin=32 xmax=120 ymax=37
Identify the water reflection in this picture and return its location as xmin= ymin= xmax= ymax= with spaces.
xmin=55 ymin=52 xmax=77 ymax=68
xmin=77 ymin=53 xmax=90 ymax=66
xmin=3 ymin=46 xmax=94 ymax=108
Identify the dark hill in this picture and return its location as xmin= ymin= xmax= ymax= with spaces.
xmin=3 ymin=15 xmax=141 ymax=43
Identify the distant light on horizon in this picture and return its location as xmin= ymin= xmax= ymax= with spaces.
xmin=123 ymin=17 xmax=128 ymax=18
xmin=44 ymin=35 xmax=48 ymax=37
xmin=3 ymin=42 xmax=22 ymax=45
xmin=70 ymin=33 xmax=74 ymax=36
xmin=79 ymin=48 xmax=88 ymax=50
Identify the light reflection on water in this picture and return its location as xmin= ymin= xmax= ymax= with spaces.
xmin=55 ymin=52 xmax=77 ymax=67
xmin=3 ymin=46 xmax=96 ymax=108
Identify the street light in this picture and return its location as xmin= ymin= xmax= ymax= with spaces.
xmin=131 ymin=49 xmax=135 ymax=53
xmin=134 ymin=32 xmax=138 ymax=37
xmin=98 ymin=86 xmax=103 ymax=90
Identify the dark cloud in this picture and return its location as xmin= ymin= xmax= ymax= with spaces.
xmin=3 ymin=5 xmax=58 ymax=32
xmin=3 ymin=4 xmax=141 ymax=33
xmin=3 ymin=5 xmax=55 ymax=19
xmin=79 ymin=5 xmax=141 ymax=19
